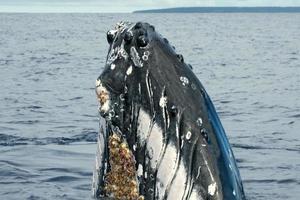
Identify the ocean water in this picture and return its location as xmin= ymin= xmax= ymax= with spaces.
xmin=0 ymin=13 xmax=299 ymax=200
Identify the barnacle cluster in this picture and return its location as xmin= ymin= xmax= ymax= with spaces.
xmin=105 ymin=133 xmax=144 ymax=200
xmin=96 ymin=87 xmax=109 ymax=105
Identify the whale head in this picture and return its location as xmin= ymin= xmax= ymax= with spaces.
xmin=93 ymin=21 xmax=246 ymax=200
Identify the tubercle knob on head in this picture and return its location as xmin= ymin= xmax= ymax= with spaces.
xmin=134 ymin=22 xmax=143 ymax=29
xmin=137 ymin=35 xmax=149 ymax=48
xmin=124 ymin=31 xmax=133 ymax=43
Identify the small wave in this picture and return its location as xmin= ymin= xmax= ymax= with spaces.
xmin=38 ymin=168 xmax=92 ymax=177
xmin=0 ymin=160 xmax=24 ymax=167
xmin=73 ymin=184 xmax=92 ymax=191
xmin=219 ymin=100 xmax=232 ymax=104
xmin=6 ymin=120 xmax=40 ymax=125
xmin=43 ymin=175 xmax=81 ymax=183
xmin=244 ymin=178 xmax=300 ymax=185
xmin=232 ymin=143 xmax=300 ymax=153
xmin=26 ymin=106 xmax=43 ymax=109
xmin=69 ymin=96 xmax=83 ymax=101
xmin=289 ymin=57 xmax=298 ymax=61
xmin=0 ymin=131 xmax=97 ymax=146
xmin=289 ymin=114 xmax=300 ymax=118
xmin=272 ymin=131 xmax=285 ymax=135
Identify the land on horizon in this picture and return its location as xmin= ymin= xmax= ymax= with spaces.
xmin=134 ymin=6 xmax=300 ymax=13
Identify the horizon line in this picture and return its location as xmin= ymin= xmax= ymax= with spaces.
xmin=1 ymin=6 xmax=300 ymax=14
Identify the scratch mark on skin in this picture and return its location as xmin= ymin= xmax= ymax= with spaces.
xmin=130 ymin=46 xmax=143 ymax=68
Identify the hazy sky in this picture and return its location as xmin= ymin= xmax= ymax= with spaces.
xmin=1 ymin=0 xmax=300 ymax=12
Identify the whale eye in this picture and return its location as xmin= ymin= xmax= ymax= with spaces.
xmin=107 ymin=30 xmax=115 ymax=44
xmin=124 ymin=31 xmax=133 ymax=43
xmin=137 ymin=35 xmax=149 ymax=47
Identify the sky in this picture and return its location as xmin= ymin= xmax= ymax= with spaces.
xmin=0 ymin=0 xmax=300 ymax=13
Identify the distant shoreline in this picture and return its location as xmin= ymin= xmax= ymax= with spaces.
xmin=133 ymin=7 xmax=300 ymax=13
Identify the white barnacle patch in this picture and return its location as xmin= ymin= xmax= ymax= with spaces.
xmin=95 ymin=80 xmax=110 ymax=113
xmin=185 ymin=131 xmax=192 ymax=140
xmin=142 ymin=51 xmax=150 ymax=61
xmin=144 ymin=51 xmax=150 ymax=56
xmin=130 ymin=46 xmax=143 ymax=68
xmin=95 ymin=79 xmax=101 ymax=87
xmin=233 ymin=190 xmax=236 ymax=196
xmin=180 ymin=76 xmax=189 ymax=86
xmin=99 ymin=97 xmax=110 ymax=113
xmin=110 ymin=63 xmax=116 ymax=70
xmin=137 ymin=164 xmax=143 ymax=177
xmin=142 ymin=54 xmax=148 ymax=61
xmin=208 ymin=182 xmax=217 ymax=196
xmin=196 ymin=117 xmax=203 ymax=127
xmin=159 ymin=96 xmax=168 ymax=107
xmin=126 ymin=65 xmax=133 ymax=75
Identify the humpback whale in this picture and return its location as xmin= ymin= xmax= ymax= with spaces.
xmin=92 ymin=21 xmax=246 ymax=200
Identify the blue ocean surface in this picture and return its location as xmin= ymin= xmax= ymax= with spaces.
xmin=0 ymin=13 xmax=299 ymax=200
